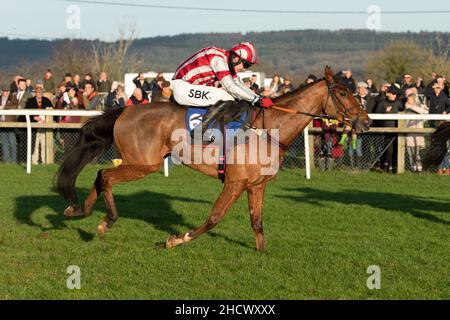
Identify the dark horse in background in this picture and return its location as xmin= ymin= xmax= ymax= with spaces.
xmin=424 ymin=121 xmax=450 ymax=170
xmin=56 ymin=66 xmax=370 ymax=251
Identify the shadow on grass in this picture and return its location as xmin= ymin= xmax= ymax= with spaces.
xmin=276 ymin=187 xmax=450 ymax=226
xmin=14 ymin=188 xmax=253 ymax=249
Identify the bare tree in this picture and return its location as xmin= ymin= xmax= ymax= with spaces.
xmin=51 ymin=21 xmax=145 ymax=83
xmin=91 ymin=21 xmax=144 ymax=81
xmin=51 ymin=39 xmax=91 ymax=77
xmin=419 ymin=35 xmax=450 ymax=80
xmin=365 ymin=40 xmax=428 ymax=83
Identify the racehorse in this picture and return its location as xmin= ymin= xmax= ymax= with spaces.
xmin=56 ymin=66 xmax=370 ymax=251
xmin=423 ymin=121 xmax=450 ymax=169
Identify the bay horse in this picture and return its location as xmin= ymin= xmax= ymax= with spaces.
xmin=56 ymin=66 xmax=370 ymax=251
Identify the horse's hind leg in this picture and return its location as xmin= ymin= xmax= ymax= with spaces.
xmin=247 ymin=183 xmax=266 ymax=251
xmin=166 ymin=179 xmax=247 ymax=248
xmin=94 ymin=164 xmax=160 ymax=235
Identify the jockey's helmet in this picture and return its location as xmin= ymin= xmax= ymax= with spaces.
xmin=230 ymin=42 xmax=258 ymax=68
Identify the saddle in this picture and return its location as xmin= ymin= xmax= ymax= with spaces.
xmin=187 ymin=100 xmax=256 ymax=143
xmin=185 ymin=100 xmax=256 ymax=182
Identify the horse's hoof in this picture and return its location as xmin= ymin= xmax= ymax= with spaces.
xmin=165 ymin=235 xmax=177 ymax=249
xmin=97 ymin=221 xmax=108 ymax=236
xmin=64 ymin=205 xmax=83 ymax=217
xmin=165 ymin=233 xmax=192 ymax=249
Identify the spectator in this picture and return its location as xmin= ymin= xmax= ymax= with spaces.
xmin=401 ymin=73 xmax=414 ymax=94
xmin=379 ymin=84 xmax=403 ymax=173
xmin=148 ymin=72 xmax=163 ymax=93
xmin=25 ymin=79 xmax=34 ymax=93
xmin=61 ymin=96 xmax=81 ymax=123
xmin=13 ymin=78 xmax=32 ymax=162
xmin=427 ymin=83 xmax=450 ymax=114
xmin=374 ymin=80 xmax=390 ymax=108
xmin=415 ymin=76 xmax=426 ymax=95
xmin=250 ymin=74 xmax=259 ymax=92
xmin=34 ymin=80 xmax=45 ymax=93
xmin=10 ymin=75 xmax=22 ymax=94
xmin=82 ymin=81 xmax=101 ymax=110
xmin=72 ymin=74 xmax=81 ymax=90
xmin=269 ymin=74 xmax=282 ymax=97
xmin=154 ymin=81 xmax=172 ymax=102
xmin=299 ymin=74 xmax=317 ymax=89
xmin=43 ymin=69 xmax=55 ymax=94
xmin=64 ymin=73 xmax=73 ymax=86
xmin=97 ymin=71 xmax=112 ymax=93
xmin=127 ymin=88 xmax=149 ymax=106
xmin=404 ymin=90 xmax=428 ymax=172
xmin=356 ymin=82 xmax=376 ymax=113
xmin=58 ymin=94 xmax=81 ymax=152
xmin=259 ymin=86 xmax=271 ymax=98
xmin=242 ymin=78 xmax=252 ymax=89
xmin=437 ymin=76 xmax=449 ymax=97
xmin=151 ymin=76 xmax=165 ymax=101
xmin=25 ymin=86 xmax=53 ymax=110
xmin=82 ymin=73 xmax=97 ymax=91
xmin=336 ymin=69 xmax=356 ymax=93
xmin=343 ymin=81 xmax=377 ymax=168
xmin=276 ymin=75 xmax=295 ymax=96
xmin=16 ymin=78 xmax=33 ymax=110
xmin=366 ymin=78 xmax=378 ymax=94
xmin=25 ymin=87 xmax=53 ymax=164
xmin=319 ymin=118 xmax=340 ymax=171
xmin=133 ymin=73 xmax=152 ymax=94
xmin=106 ymin=81 xmax=127 ymax=108
xmin=55 ymin=82 xmax=70 ymax=110
xmin=0 ymin=85 xmax=18 ymax=162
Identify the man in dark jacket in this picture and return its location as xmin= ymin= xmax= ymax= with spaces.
xmin=97 ymin=72 xmax=112 ymax=93
xmin=276 ymin=75 xmax=295 ymax=96
xmin=0 ymin=86 xmax=19 ymax=162
xmin=355 ymin=82 xmax=376 ymax=113
xmin=427 ymin=83 xmax=450 ymax=114
xmin=379 ymin=85 xmax=403 ymax=173
xmin=336 ymin=69 xmax=356 ymax=93
xmin=25 ymin=87 xmax=53 ymax=113
xmin=133 ymin=73 xmax=152 ymax=93
xmin=25 ymin=87 xmax=53 ymax=164
xmin=427 ymin=83 xmax=450 ymax=128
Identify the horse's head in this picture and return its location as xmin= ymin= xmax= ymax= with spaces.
xmin=322 ymin=66 xmax=370 ymax=133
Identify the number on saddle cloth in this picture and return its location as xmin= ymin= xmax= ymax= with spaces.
xmin=185 ymin=101 xmax=253 ymax=143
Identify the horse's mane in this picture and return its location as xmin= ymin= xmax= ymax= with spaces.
xmin=272 ymin=80 xmax=321 ymax=103
xmin=272 ymin=76 xmax=349 ymax=104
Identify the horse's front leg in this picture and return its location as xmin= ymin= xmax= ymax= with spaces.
xmin=247 ymin=183 xmax=266 ymax=251
xmin=166 ymin=179 xmax=247 ymax=248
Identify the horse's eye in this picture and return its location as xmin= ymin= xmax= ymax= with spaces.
xmin=340 ymin=91 xmax=347 ymax=97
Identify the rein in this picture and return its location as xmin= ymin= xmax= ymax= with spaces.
xmin=250 ymin=79 xmax=358 ymax=151
xmin=268 ymin=80 xmax=354 ymax=125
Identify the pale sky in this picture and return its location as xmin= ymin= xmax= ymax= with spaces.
xmin=1 ymin=0 xmax=449 ymax=40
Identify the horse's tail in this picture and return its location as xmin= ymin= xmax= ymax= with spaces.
xmin=423 ymin=121 xmax=450 ymax=169
xmin=55 ymin=107 xmax=125 ymax=204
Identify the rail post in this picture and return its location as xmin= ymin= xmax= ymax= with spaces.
xmin=45 ymin=110 xmax=54 ymax=164
xmin=397 ymin=119 xmax=406 ymax=174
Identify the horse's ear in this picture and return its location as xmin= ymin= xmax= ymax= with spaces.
xmin=325 ymin=65 xmax=334 ymax=84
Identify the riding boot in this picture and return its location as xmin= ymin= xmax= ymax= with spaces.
xmin=191 ymin=101 xmax=227 ymax=140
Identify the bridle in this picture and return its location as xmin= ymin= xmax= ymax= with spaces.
xmin=253 ymin=78 xmax=362 ymax=150
xmin=268 ymin=78 xmax=358 ymax=129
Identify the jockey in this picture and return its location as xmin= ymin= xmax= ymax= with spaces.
xmin=172 ymin=42 xmax=274 ymax=135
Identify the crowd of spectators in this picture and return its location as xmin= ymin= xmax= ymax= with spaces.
xmin=311 ymin=69 xmax=450 ymax=174
xmin=0 ymin=67 xmax=449 ymax=172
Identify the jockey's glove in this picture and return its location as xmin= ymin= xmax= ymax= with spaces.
xmin=255 ymin=97 xmax=274 ymax=108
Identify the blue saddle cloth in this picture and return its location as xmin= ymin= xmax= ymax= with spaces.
xmin=186 ymin=107 xmax=248 ymax=145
